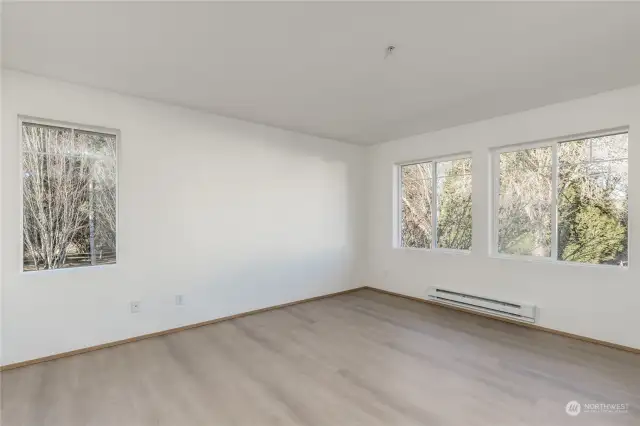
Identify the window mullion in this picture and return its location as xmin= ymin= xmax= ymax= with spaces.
xmin=551 ymin=142 xmax=559 ymax=260
xmin=432 ymin=161 xmax=438 ymax=249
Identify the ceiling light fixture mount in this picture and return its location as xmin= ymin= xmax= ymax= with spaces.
xmin=385 ymin=45 xmax=396 ymax=59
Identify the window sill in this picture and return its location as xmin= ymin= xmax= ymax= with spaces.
xmin=490 ymin=254 xmax=628 ymax=270
xmin=393 ymin=247 xmax=471 ymax=256
xmin=20 ymin=263 xmax=118 ymax=275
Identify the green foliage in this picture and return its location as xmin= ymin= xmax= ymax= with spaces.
xmin=558 ymin=180 xmax=626 ymax=264
xmin=401 ymin=163 xmax=432 ymax=248
xmin=401 ymin=134 xmax=628 ymax=265
xmin=437 ymin=160 xmax=472 ymax=250
xmin=498 ymin=146 xmax=552 ymax=256
xmin=401 ymin=159 xmax=471 ymax=250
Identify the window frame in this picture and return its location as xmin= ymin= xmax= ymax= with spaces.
xmin=18 ymin=115 xmax=120 ymax=273
xmin=396 ymin=152 xmax=473 ymax=253
xmin=491 ymin=127 xmax=629 ymax=268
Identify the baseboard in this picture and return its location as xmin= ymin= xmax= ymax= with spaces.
xmin=0 ymin=287 xmax=366 ymax=372
xmin=4 ymin=285 xmax=635 ymax=372
xmin=363 ymin=286 xmax=640 ymax=355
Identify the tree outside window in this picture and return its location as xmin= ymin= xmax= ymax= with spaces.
xmin=22 ymin=121 xmax=117 ymax=271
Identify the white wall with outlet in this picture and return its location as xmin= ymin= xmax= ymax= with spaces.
xmin=0 ymin=70 xmax=366 ymax=365
xmin=366 ymin=84 xmax=640 ymax=350
xmin=3 ymin=69 xmax=640 ymax=366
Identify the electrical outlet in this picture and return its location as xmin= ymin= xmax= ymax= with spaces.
xmin=130 ymin=301 xmax=141 ymax=313
xmin=175 ymin=295 xmax=184 ymax=306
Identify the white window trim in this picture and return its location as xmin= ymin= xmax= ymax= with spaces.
xmin=490 ymin=126 xmax=629 ymax=268
xmin=396 ymin=152 xmax=472 ymax=252
xmin=18 ymin=115 xmax=120 ymax=274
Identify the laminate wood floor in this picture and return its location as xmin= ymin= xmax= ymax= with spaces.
xmin=2 ymin=288 xmax=639 ymax=426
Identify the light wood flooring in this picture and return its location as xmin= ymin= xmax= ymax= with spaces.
xmin=2 ymin=288 xmax=639 ymax=425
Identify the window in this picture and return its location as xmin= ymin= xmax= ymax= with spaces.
xmin=21 ymin=120 xmax=117 ymax=271
xmin=400 ymin=156 xmax=472 ymax=250
xmin=495 ymin=131 xmax=628 ymax=266
xmin=497 ymin=146 xmax=552 ymax=257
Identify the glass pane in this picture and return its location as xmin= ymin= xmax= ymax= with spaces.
xmin=436 ymin=157 xmax=471 ymax=178
xmin=589 ymin=133 xmax=628 ymax=161
xmin=558 ymin=133 xmax=628 ymax=266
xmin=23 ymin=151 xmax=92 ymax=270
xmin=75 ymin=130 xmax=117 ymax=158
xmin=22 ymin=123 xmax=117 ymax=271
xmin=92 ymin=158 xmax=117 ymax=265
xmin=401 ymin=162 xmax=433 ymax=248
xmin=498 ymin=147 xmax=552 ymax=257
xmin=22 ymin=122 xmax=72 ymax=154
xmin=436 ymin=158 xmax=472 ymax=250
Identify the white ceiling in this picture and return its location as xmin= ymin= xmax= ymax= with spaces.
xmin=3 ymin=2 xmax=640 ymax=145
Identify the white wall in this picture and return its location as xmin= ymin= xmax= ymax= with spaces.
xmin=3 ymin=69 xmax=639 ymax=366
xmin=367 ymin=85 xmax=640 ymax=350
xmin=0 ymin=70 xmax=366 ymax=365
xmin=0 ymin=5 xmax=4 ymax=371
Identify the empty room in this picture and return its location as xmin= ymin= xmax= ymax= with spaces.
xmin=1 ymin=1 xmax=639 ymax=425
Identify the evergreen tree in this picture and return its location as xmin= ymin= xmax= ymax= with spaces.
xmin=437 ymin=160 xmax=472 ymax=249
xmin=558 ymin=177 xmax=626 ymax=264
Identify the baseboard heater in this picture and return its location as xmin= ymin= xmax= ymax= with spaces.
xmin=426 ymin=287 xmax=537 ymax=323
